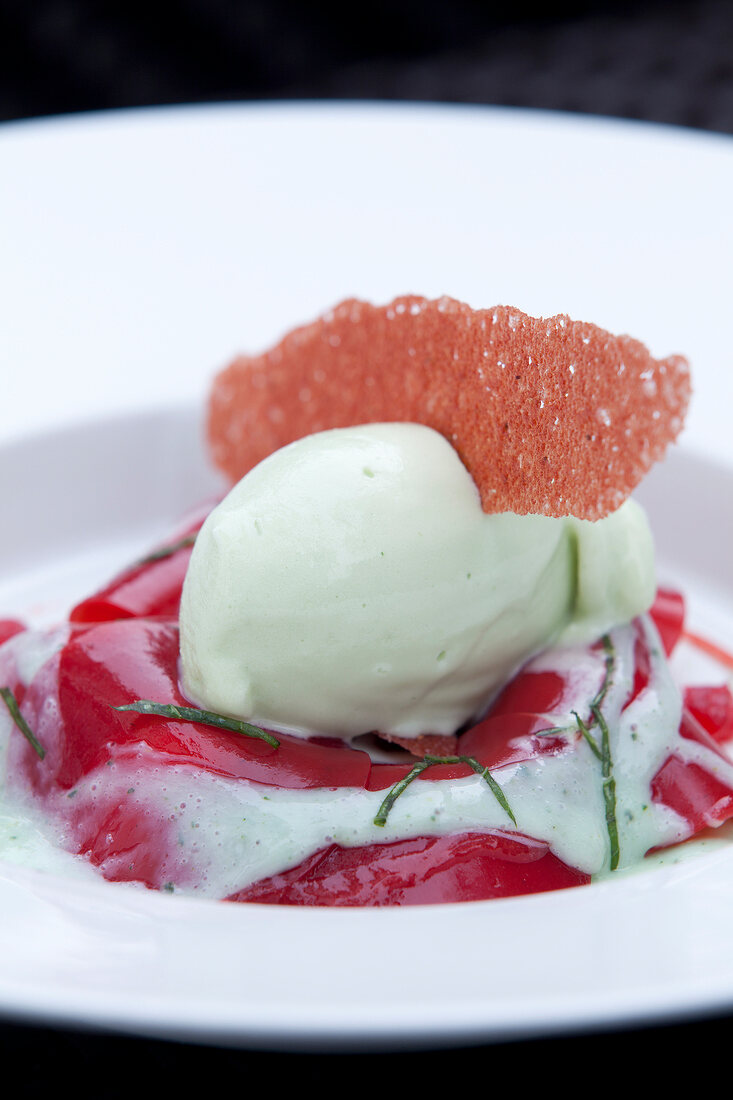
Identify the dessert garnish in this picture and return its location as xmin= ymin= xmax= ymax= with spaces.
xmin=374 ymin=753 xmax=517 ymax=829
xmin=0 ymin=686 xmax=45 ymax=759
xmin=208 ymin=295 xmax=691 ymax=520
xmin=113 ymin=701 xmax=279 ymax=747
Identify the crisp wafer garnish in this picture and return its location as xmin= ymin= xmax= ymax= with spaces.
xmin=377 ymin=732 xmax=459 ymax=758
xmin=208 ymin=296 xmax=690 ymax=519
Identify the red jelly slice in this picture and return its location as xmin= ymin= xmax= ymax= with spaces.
xmin=229 ymin=833 xmax=590 ymax=906
xmin=70 ymin=505 xmax=211 ymax=624
xmin=6 ymin=590 xmax=733 ymax=906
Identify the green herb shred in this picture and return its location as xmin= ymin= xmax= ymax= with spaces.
xmin=135 ymin=532 xmax=198 ymax=566
xmin=374 ymin=753 xmax=516 ymax=828
xmin=0 ymin=686 xmax=45 ymax=759
xmin=112 ymin=700 xmax=279 ymax=747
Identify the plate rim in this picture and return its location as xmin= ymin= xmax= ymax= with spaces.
xmin=2 ymin=99 xmax=733 ymax=1050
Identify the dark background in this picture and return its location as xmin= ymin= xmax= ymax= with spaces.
xmin=1 ymin=0 xmax=733 ymax=134
xmin=2 ymin=0 xmax=733 ymax=1090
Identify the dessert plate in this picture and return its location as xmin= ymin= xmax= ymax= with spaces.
xmin=1 ymin=101 xmax=732 ymax=1049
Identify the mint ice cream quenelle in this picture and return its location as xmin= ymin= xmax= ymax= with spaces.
xmin=179 ymin=423 xmax=654 ymax=741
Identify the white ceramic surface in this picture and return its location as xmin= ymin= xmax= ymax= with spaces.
xmin=1 ymin=102 xmax=733 ymax=1049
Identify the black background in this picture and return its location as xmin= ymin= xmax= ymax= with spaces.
xmin=3 ymin=0 xmax=733 ymax=1090
xmin=2 ymin=0 xmax=733 ymax=133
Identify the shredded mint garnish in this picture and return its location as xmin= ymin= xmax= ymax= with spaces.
xmin=592 ymin=701 xmax=620 ymax=870
xmin=567 ymin=635 xmax=619 ymax=870
xmin=373 ymin=759 xmax=431 ymax=825
xmin=573 ymin=710 xmax=602 ymax=760
xmin=374 ymin=753 xmax=516 ymax=828
xmin=535 ymin=724 xmax=572 ymax=738
xmin=511 ymin=634 xmax=620 ymax=871
xmin=594 ymin=635 xmax=615 ymax=712
xmin=135 ymin=532 xmax=197 ymax=566
xmin=112 ymin=700 xmax=279 ymax=748
xmin=591 ymin=636 xmax=620 ymax=870
xmin=0 ymin=686 xmax=45 ymax=759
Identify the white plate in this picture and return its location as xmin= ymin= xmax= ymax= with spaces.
xmin=1 ymin=102 xmax=733 ymax=1050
